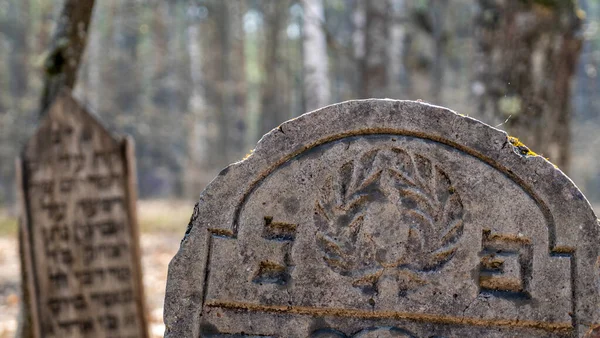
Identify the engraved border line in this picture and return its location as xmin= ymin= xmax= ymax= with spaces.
xmin=205 ymin=300 xmax=572 ymax=333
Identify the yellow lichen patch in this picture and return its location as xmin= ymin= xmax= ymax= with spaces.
xmin=508 ymin=136 xmax=538 ymax=157
xmin=242 ymin=149 xmax=254 ymax=160
xmin=507 ymin=136 xmax=559 ymax=168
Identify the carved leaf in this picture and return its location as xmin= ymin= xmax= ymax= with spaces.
xmin=314 ymin=150 xmax=385 ymax=276
xmin=315 ymin=208 xmax=351 ymax=274
xmin=352 ymin=149 xmax=380 ymax=191
xmin=396 ymin=270 xmax=427 ymax=295
xmin=386 ymin=150 xmax=464 ymax=272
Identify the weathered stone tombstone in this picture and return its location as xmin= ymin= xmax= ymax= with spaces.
xmin=164 ymin=100 xmax=600 ymax=337
xmin=16 ymin=91 xmax=148 ymax=337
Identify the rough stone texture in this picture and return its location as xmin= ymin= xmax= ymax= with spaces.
xmin=17 ymin=92 xmax=148 ymax=337
xmin=164 ymin=99 xmax=600 ymax=338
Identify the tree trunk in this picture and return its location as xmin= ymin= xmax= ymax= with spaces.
xmin=474 ymin=0 xmax=582 ymax=171
xmin=82 ymin=5 xmax=102 ymax=110
xmin=8 ymin=0 xmax=30 ymax=107
xmin=259 ymin=1 xmax=289 ymax=136
xmin=151 ymin=2 xmax=183 ymax=113
xmin=354 ymin=0 xmax=389 ymax=98
xmin=90 ymin=0 xmax=117 ymax=116
xmin=39 ymin=0 xmax=96 ymax=116
xmin=429 ymin=0 xmax=447 ymax=104
xmin=185 ymin=7 xmax=212 ymax=196
xmin=225 ymin=2 xmax=247 ymax=160
xmin=302 ymin=0 xmax=330 ymax=111
xmin=353 ymin=0 xmax=366 ymax=97
xmin=152 ymin=2 xmax=168 ymax=91
xmin=387 ymin=0 xmax=407 ymax=98
xmin=114 ymin=0 xmax=140 ymax=114
xmin=188 ymin=1 xmax=248 ymax=172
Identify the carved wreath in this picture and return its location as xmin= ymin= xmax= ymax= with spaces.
xmin=314 ymin=148 xmax=464 ymax=296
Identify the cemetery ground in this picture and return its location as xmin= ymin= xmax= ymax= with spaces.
xmin=0 ymin=199 xmax=195 ymax=338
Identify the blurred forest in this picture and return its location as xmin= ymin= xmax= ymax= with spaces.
xmin=0 ymin=0 xmax=599 ymax=206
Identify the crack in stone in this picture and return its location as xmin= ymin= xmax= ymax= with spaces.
xmin=461 ymin=296 xmax=480 ymax=322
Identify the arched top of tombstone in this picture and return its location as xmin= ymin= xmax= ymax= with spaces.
xmin=164 ymin=99 xmax=599 ymax=338
xmin=24 ymin=91 xmax=120 ymax=160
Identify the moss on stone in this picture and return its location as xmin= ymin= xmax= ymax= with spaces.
xmin=508 ymin=136 xmax=538 ymax=157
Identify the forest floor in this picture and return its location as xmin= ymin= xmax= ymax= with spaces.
xmin=0 ymin=200 xmax=194 ymax=338
xmin=0 ymin=200 xmax=598 ymax=338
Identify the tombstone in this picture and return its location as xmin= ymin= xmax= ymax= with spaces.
xmin=164 ymin=100 xmax=600 ymax=337
xmin=16 ymin=91 xmax=148 ymax=338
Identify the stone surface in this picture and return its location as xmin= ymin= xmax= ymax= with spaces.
xmin=17 ymin=92 xmax=148 ymax=337
xmin=164 ymin=99 xmax=600 ymax=338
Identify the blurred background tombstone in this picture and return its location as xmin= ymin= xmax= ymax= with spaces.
xmin=16 ymin=91 xmax=148 ymax=338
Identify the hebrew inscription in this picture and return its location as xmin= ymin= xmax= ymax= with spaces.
xmin=18 ymin=93 xmax=147 ymax=338
xmin=165 ymin=100 xmax=600 ymax=337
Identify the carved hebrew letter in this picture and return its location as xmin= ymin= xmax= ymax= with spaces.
xmin=252 ymin=217 xmax=297 ymax=285
xmin=479 ymin=229 xmax=532 ymax=297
